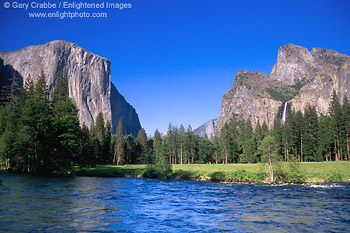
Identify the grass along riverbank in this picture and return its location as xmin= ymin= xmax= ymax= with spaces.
xmin=72 ymin=162 xmax=350 ymax=183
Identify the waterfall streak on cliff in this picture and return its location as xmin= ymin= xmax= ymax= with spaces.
xmin=282 ymin=102 xmax=288 ymax=122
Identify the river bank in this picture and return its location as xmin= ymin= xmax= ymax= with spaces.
xmin=72 ymin=162 xmax=350 ymax=183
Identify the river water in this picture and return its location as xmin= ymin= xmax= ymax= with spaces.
xmin=0 ymin=173 xmax=349 ymax=232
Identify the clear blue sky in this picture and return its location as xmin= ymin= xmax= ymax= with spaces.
xmin=1 ymin=0 xmax=349 ymax=135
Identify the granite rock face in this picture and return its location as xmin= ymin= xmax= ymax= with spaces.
xmin=193 ymin=118 xmax=217 ymax=139
xmin=291 ymin=61 xmax=350 ymax=115
xmin=215 ymin=44 xmax=350 ymax=135
xmin=215 ymin=70 xmax=282 ymax=133
xmin=270 ymin=44 xmax=349 ymax=85
xmin=0 ymin=40 xmax=141 ymax=135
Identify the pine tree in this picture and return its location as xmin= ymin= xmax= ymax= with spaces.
xmin=137 ymin=128 xmax=148 ymax=163
xmin=286 ymin=120 xmax=293 ymax=161
xmin=284 ymin=111 xmax=295 ymax=161
xmin=255 ymin=120 xmax=263 ymax=146
xmin=0 ymin=104 xmax=23 ymax=171
xmin=301 ymin=104 xmax=319 ymax=161
xmin=125 ymin=134 xmax=138 ymax=164
xmin=89 ymin=122 xmax=100 ymax=165
xmin=104 ymin=121 xmax=112 ymax=163
xmin=24 ymin=75 xmax=35 ymax=100
xmin=179 ymin=124 xmax=185 ymax=164
xmin=173 ymin=125 xmax=179 ymax=164
xmin=35 ymin=70 xmax=49 ymax=99
xmin=52 ymin=70 xmax=69 ymax=105
xmin=273 ymin=118 xmax=283 ymax=160
xmin=221 ymin=123 xmax=230 ymax=164
xmin=329 ymin=116 xmax=337 ymax=161
xmin=291 ymin=111 xmax=304 ymax=161
xmin=166 ymin=123 xmax=176 ymax=164
xmin=342 ymin=96 xmax=350 ymax=161
xmin=161 ymin=140 xmax=168 ymax=162
xmin=238 ymin=118 xmax=253 ymax=162
xmin=110 ymin=134 xmax=117 ymax=164
xmin=212 ymin=135 xmax=223 ymax=164
xmin=52 ymin=98 xmax=81 ymax=167
xmin=80 ymin=123 xmax=94 ymax=166
xmin=198 ymin=137 xmax=213 ymax=163
xmin=245 ymin=118 xmax=254 ymax=139
xmin=95 ymin=112 xmax=106 ymax=143
xmin=153 ymin=129 xmax=162 ymax=161
xmin=238 ymin=121 xmax=246 ymax=144
xmin=188 ymin=125 xmax=196 ymax=164
xmin=92 ymin=112 xmax=106 ymax=163
xmin=183 ymin=125 xmax=197 ymax=164
xmin=0 ymin=72 xmax=25 ymax=170
xmin=304 ymin=104 xmax=319 ymax=139
xmin=228 ymin=117 xmax=239 ymax=138
xmin=143 ymin=134 xmax=172 ymax=179
xmin=243 ymin=136 xmax=257 ymax=163
xmin=13 ymin=74 xmax=56 ymax=172
xmin=329 ymin=90 xmax=343 ymax=161
xmin=22 ymin=96 xmax=54 ymax=172
xmin=318 ymin=116 xmax=332 ymax=161
xmin=114 ymin=118 xmax=125 ymax=164
xmin=262 ymin=121 xmax=268 ymax=137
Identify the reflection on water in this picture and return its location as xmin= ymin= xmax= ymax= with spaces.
xmin=0 ymin=173 xmax=349 ymax=232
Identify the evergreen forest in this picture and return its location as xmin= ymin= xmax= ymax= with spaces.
xmin=1 ymin=71 xmax=349 ymax=175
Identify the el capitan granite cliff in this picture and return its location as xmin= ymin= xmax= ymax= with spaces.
xmin=0 ymin=40 xmax=141 ymax=135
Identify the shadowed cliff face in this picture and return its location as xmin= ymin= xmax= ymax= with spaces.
xmin=0 ymin=58 xmax=24 ymax=102
xmin=0 ymin=40 xmax=141 ymax=135
xmin=110 ymin=83 xmax=141 ymax=135
xmin=214 ymin=44 xmax=350 ymax=135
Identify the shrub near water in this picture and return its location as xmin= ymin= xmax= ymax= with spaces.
xmin=209 ymin=169 xmax=266 ymax=182
xmin=284 ymin=160 xmax=306 ymax=183
xmin=228 ymin=169 xmax=261 ymax=182
xmin=172 ymin=170 xmax=193 ymax=180
xmin=142 ymin=161 xmax=172 ymax=179
xmin=172 ymin=170 xmax=204 ymax=180
xmin=327 ymin=171 xmax=344 ymax=183
xmin=210 ymin=171 xmax=226 ymax=182
xmin=268 ymin=157 xmax=306 ymax=183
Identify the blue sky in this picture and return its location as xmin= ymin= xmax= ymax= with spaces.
xmin=1 ymin=0 xmax=349 ymax=135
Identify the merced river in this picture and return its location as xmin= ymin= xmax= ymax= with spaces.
xmin=0 ymin=173 xmax=349 ymax=232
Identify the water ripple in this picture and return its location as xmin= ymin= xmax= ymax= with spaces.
xmin=0 ymin=174 xmax=350 ymax=232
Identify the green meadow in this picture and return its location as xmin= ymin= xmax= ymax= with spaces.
xmin=72 ymin=162 xmax=350 ymax=183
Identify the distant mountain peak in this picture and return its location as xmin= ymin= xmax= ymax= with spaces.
xmin=270 ymin=43 xmax=349 ymax=85
xmin=193 ymin=118 xmax=217 ymax=139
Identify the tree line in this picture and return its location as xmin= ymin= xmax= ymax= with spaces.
xmin=142 ymin=89 xmax=350 ymax=166
xmin=0 ymin=71 xmax=148 ymax=173
xmin=0 ymin=70 xmax=349 ymax=174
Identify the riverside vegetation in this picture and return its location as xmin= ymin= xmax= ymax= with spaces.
xmin=73 ymin=162 xmax=350 ymax=183
xmin=1 ymin=71 xmax=350 ymax=183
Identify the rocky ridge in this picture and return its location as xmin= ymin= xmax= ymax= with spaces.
xmin=0 ymin=40 xmax=141 ymax=135
xmin=214 ymin=44 xmax=350 ymax=135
